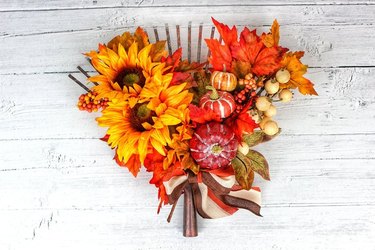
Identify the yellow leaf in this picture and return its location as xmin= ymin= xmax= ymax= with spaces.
xmin=271 ymin=19 xmax=280 ymax=47
xmin=150 ymin=41 xmax=168 ymax=62
xmin=262 ymin=19 xmax=280 ymax=48
xmin=281 ymin=52 xmax=318 ymax=96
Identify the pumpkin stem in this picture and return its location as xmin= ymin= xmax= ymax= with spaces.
xmin=206 ymin=86 xmax=220 ymax=100
xmin=223 ymin=64 xmax=227 ymax=72
xmin=211 ymin=144 xmax=223 ymax=154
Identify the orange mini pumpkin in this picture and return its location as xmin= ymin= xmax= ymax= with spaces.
xmin=210 ymin=71 xmax=237 ymax=92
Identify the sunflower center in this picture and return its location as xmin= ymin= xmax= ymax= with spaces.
xmin=137 ymin=104 xmax=151 ymax=119
xmin=115 ymin=68 xmax=145 ymax=89
xmin=129 ymin=103 xmax=155 ymax=132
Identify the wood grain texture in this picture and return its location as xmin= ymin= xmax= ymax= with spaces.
xmin=1 ymin=0 xmax=374 ymax=11
xmin=1 ymin=1 xmax=374 ymax=249
xmin=1 ymin=5 xmax=375 ymax=74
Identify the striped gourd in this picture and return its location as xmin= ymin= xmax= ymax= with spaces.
xmin=210 ymin=71 xmax=237 ymax=92
xmin=199 ymin=86 xmax=236 ymax=118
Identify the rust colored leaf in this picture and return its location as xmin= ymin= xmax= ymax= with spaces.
xmin=231 ymin=152 xmax=255 ymax=190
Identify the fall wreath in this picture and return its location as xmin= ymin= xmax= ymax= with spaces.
xmin=69 ymin=18 xmax=317 ymax=236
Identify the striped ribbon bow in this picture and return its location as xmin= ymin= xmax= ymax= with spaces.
xmin=164 ymin=171 xmax=262 ymax=219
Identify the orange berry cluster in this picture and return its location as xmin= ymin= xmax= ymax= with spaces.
xmin=238 ymin=73 xmax=257 ymax=89
xmin=77 ymin=92 xmax=109 ymax=112
xmin=234 ymin=74 xmax=259 ymax=112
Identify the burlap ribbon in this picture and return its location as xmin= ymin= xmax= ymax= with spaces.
xmin=163 ymin=171 xmax=261 ymax=219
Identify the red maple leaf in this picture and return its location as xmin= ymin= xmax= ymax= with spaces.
xmin=170 ymin=72 xmax=194 ymax=86
xmin=188 ymin=104 xmax=221 ymax=124
xmin=161 ymin=48 xmax=182 ymax=72
xmin=225 ymin=104 xmax=258 ymax=141
xmin=144 ymin=150 xmax=185 ymax=211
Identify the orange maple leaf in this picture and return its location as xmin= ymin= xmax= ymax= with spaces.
xmin=114 ymin=152 xmax=141 ymax=177
xmin=205 ymin=18 xmax=286 ymax=77
xmin=211 ymin=17 xmax=238 ymax=47
xmin=205 ymin=38 xmax=232 ymax=71
xmin=231 ymin=27 xmax=282 ymax=76
xmin=281 ymin=51 xmax=318 ymax=95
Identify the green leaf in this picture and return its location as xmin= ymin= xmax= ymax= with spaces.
xmin=231 ymin=152 xmax=254 ymax=190
xmin=263 ymin=128 xmax=282 ymax=143
xmin=243 ymin=129 xmax=282 ymax=147
xmin=243 ymin=131 xmax=264 ymax=147
xmin=246 ymin=150 xmax=270 ymax=181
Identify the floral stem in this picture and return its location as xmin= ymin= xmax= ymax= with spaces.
xmin=183 ymin=182 xmax=198 ymax=237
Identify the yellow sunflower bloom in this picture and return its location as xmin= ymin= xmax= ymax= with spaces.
xmin=96 ymin=77 xmax=193 ymax=177
xmin=86 ymin=42 xmax=168 ymax=104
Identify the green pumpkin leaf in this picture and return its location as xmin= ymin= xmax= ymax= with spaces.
xmin=231 ymin=152 xmax=254 ymax=190
xmin=246 ymin=149 xmax=270 ymax=181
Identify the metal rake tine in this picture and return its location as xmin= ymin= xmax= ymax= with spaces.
xmin=205 ymin=26 xmax=215 ymax=70
xmin=68 ymin=74 xmax=90 ymax=92
xmin=153 ymin=27 xmax=159 ymax=42
xmin=165 ymin=23 xmax=172 ymax=56
xmin=188 ymin=21 xmax=192 ymax=63
xmin=77 ymin=66 xmax=98 ymax=86
xmin=197 ymin=23 xmax=203 ymax=63
xmin=176 ymin=25 xmax=181 ymax=49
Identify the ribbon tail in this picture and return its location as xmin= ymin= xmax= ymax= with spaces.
xmin=222 ymin=189 xmax=262 ymax=216
xmin=167 ymin=182 xmax=187 ymax=222
xmin=191 ymin=182 xmax=212 ymax=219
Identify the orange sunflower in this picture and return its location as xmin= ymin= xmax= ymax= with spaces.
xmin=86 ymin=41 xmax=168 ymax=105
xmin=96 ymin=75 xmax=193 ymax=176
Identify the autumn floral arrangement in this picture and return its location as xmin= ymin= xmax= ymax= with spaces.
xmin=70 ymin=18 xmax=317 ymax=236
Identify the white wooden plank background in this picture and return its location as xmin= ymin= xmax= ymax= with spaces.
xmin=0 ymin=1 xmax=374 ymax=249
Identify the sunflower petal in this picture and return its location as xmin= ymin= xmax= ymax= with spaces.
xmin=150 ymin=138 xmax=166 ymax=156
xmin=128 ymin=42 xmax=138 ymax=68
xmin=138 ymin=131 xmax=151 ymax=164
